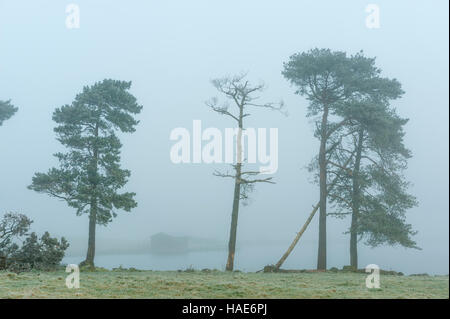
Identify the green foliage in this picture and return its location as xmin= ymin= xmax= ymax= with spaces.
xmin=28 ymin=79 xmax=142 ymax=225
xmin=0 ymin=213 xmax=69 ymax=272
xmin=6 ymin=232 xmax=69 ymax=271
xmin=282 ymin=48 xmax=349 ymax=116
xmin=356 ymin=166 xmax=418 ymax=248
xmin=320 ymin=52 xmax=419 ymax=249
xmin=285 ymin=48 xmax=418 ymax=251
xmin=0 ymin=99 xmax=17 ymax=126
xmin=281 ymin=49 xmax=409 ymax=268
xmin=282 ymin=48 xmax=404 ymax=132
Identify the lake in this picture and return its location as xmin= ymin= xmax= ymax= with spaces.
xmin=63 ymin=244 xmax=290 ymax=272
xmin=63 ymin=242 xmax=448 ymax=275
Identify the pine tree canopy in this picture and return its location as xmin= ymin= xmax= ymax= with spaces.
xmin=285 ymin=49 xmax=418 ymax=251
xmin=28 ymin=79 xmax=143 ymax=225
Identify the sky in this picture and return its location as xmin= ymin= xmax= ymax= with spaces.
xmin=0 ymin=0 xmax=448 ymax=274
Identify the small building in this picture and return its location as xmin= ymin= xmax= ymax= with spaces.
xmin=150 ymin=232 xmax=189 ymax=254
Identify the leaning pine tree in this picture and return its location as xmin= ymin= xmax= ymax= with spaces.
xmin=29 ymin=79 xmax=142 ymax=267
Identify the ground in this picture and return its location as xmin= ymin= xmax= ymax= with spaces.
xmin=0 ymin=269 xmax=448 ymax=299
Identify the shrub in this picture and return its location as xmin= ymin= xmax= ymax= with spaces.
xmin=0 ymin=213 xmax=69 ymax=272
xmin=6 ymin=232 xmax=69 ymax=271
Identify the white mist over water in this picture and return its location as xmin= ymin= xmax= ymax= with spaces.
xmin=63 ymin=242 xmax=447 ymax=275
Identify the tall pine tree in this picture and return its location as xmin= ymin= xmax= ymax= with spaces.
xmin=29 ymin=79 xmax=142 ymax=267
xmin=308 ymin=52 xmax=419 ymax=268
xmin=282 ymin=49 xmax=383 ymax=269
xmin=327 ymin=98 xmax=418 ymax=269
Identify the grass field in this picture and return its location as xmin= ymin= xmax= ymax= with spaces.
xmin=0 ymin=269 xmax=448 ymax=299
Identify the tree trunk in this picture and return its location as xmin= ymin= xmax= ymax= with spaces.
xmin=84 ymin=202 xmax=97 ymax=267
xmin=317 ymin=105 xmax=329 ymax=270
xmin=226 ymin=169 xmax=241 ymax=271
xmin=226 ymin=108 xmax=244 ymax=272
xmin=350 ymin=129 xmax=364 ymax=269
xmin=349 ymin=211 xmax=358 ymax=269
xmin=81 ymin=123 xmax=99 ymax=269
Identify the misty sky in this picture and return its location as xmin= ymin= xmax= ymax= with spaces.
xmin=0 ymin=0 xmax=448 ymax=274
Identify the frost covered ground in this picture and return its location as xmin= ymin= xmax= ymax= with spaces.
xmin=0 ymin=269 xmax=448 ymax=299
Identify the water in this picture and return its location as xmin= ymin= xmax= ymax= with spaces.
xmin=63 ymin=242 xmax=448 ymax=275
xmin=63 ymin=244 xmax=292 ymax=272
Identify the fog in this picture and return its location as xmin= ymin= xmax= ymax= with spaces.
xmin=0 ymin=0 xmax=448 ymax=274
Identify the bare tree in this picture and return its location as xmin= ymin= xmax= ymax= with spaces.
xmin=207 ymin=73 xmax=284 ymax=271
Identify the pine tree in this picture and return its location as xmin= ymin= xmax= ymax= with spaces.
xmin=282 ymin=49 xmax=382 ymax=269
xmin=29 ymin=79 xmax=142 ymax=267
xmin=327 ymin=98 xmax=418 ymax=269
xmin=300 ymin=51 xmax=419 ymax=268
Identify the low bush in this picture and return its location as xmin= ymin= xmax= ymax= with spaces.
xmin=0 ymin=212 xmax=69 ymax=272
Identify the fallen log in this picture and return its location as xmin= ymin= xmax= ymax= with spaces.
xmin=274 ymin=203 xmax=320 ymax=270
xmin=273 ymin=153 xmax=355 ymax=270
